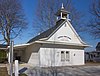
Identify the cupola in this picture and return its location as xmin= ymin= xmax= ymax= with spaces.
xmin=56 ymin=3 xmax=70 ymax=21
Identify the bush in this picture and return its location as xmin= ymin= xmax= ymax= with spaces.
xmin=0 ymin=50 xmax=7 ymax=63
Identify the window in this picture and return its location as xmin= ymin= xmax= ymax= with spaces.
xmin=61 ymin=51 xmax=65 ymax=61
xmin=66 ymin=51 xmax=69 ymax=61
xmin=65 ymin=24 xmax=67 ymax=27
xmin=61 ymin=51 xmax=69 ymax=61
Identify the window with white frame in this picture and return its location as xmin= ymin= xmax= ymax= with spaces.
xmin=61 ymin=51 xmax=69 ymax=61
xmin=61 ymin=51 xmax=65 ymax=61
xmin=66 ymin=51 xmax=69 ymax=61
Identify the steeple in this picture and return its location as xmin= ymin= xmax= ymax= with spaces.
xmin=61 ymin=3 xmax=64 ymax=9
xmin=56 ymin=3 xmax=70 ymax=21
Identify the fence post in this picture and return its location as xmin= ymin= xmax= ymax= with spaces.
xmin=15 ymin=60 xmax=19 ymax=76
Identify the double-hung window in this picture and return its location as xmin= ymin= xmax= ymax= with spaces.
xmin=61 ymin=51 xmax=65 ymax=61
xmin=61 ymin=51 xmax=69 ymax=61
xmin=66 ymin=51 xmax=69 ymax=61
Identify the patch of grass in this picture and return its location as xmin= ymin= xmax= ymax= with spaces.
xmin=0 ymin=67 xmax=27 ymax=76
xmin=0 ymin=67 xmax=8 ymax=76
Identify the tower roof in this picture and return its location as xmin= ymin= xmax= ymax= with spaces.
xmin=55 ymin=3 xmax=70 ymax=16
xmin=56 ymin=9 xmax=70 ymax=16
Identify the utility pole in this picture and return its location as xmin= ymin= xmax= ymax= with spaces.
xmin=9 ymin=41 xmax=14 ymax=76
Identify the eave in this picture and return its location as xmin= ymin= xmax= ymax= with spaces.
xmin=34 ymin=40 xmax=90 ymax=47
xmin=7 ymin=43 xmax=30 ymax=49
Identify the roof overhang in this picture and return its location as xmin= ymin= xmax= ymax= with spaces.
xmin=8 ymin=43 xmax=30 ymax=49
xmin=14 ymin=44 xmax=29 ymax=48
xmin=9 ymin=40 xmax=90 ymax=50
xmin=34 ymin=40 xmax=90 ymax=47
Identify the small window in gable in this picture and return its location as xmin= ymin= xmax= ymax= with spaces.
xmin=65 ymin=24 xmax=67 ymax=27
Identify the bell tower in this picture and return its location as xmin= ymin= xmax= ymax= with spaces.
xmin=56 ymin=3 xmax=70 ymax=21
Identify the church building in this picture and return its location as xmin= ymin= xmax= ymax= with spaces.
xmin=12 ymin=4 xmax=89 ymax=67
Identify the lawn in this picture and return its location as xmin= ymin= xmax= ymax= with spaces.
xmin=0 ymin=67 xmax=27 ymax=76
xmin=0 ymin=67 xmax=8 ymax=76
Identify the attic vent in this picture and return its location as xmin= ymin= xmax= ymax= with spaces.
xmin=65 ymin=24 xmax=67 ymax=27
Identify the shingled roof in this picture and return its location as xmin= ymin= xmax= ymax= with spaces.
xmin=27 ymin=19 xmax=65 ymax=43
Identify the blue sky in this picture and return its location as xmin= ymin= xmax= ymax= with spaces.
xmin=14 ymin=0 xmax=100 ymax=51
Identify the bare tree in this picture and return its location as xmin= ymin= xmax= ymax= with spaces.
xmin=0 ymin=0 xmax=27 ymax=45
xmin=89 ymin=0 xmax=100 ymax=38
xmin=34 ymin=0 xmax=83 ymax=33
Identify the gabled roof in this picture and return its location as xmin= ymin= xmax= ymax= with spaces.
xmin=27 ymin=19 xmax=88 ymax=46
xmin=27 ymin=19 xmax=65 ymax=43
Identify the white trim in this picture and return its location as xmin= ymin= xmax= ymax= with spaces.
xmin=35 ymin=41 xmax=89 ymax=47
xmin=66 ymin=20 xmax=87 ymax=45
xmin=7 ymin=43 xmax=30 ymax=49
xmin=10 ymin=40 xmax=90 ymax=49
xmin=61 ymin=12 xmax=63 ymax=19
xmin=14 ymin=44 xmax=30 ymax=47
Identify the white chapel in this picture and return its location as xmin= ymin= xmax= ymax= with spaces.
xmin=12 ymin=4 xmax=89 ymax=67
